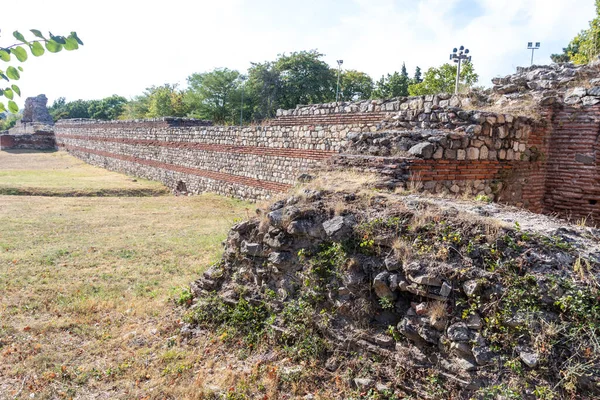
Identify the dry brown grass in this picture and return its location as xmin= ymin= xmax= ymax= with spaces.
xmin=428 ymin=301 xmax=447 ymax=319
xmin=409 ymin=208 xmax=440 ymax=231
xmin=0 ymin=152 xmax=252 ymax=399
xmin=462 ymin=96 xmax=543 ymax=121
xmin=428 ymin=301 xmax=448 ymax=324
xmin=0 ymin=150 xmax=168 ymax=196
xmin=392 ymin=238 xmax=413 ymax=265
xmin=300 ymin=170 xmax=380 ymax=195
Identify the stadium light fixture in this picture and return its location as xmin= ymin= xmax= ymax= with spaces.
xmin=527 ymin=42 xmax=541 ymax=66
xmin=449 ymin=46 xmax=472 ymax=95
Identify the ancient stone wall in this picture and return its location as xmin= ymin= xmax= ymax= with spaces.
xmin=54 ymin=98 xmax=545 ymax=206
xmin=55 ymin=117 xmax=378 ymax=199
xmin=53 ymin=89 xmax=600 ymax=220
xmin=0 ymin=131 xmax=56 ymax=150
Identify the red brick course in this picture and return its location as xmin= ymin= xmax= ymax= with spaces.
xmin=543 ymin=105 xmax=600 ymax=219
xmin=57 ymin=134 xmax=336 ymax=160
xmin=61 ymin=144 xmax=292 ymax=193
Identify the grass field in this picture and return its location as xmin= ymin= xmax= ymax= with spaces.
xmin=0 ymin=151 xmax=252 ymax=399
xmin=0 ymin=150 xmax=168 ymax=196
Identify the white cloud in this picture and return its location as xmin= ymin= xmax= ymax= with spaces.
xmin=2 ymin=0 xmax=596 ymax=107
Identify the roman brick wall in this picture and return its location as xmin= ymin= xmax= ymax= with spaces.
xmin=543 ymin=105 xmax=600 ymax=220
xmin=0 ymin=131 xmax=56 ymax=150
xmin=53 ymin=95 xmax=600 ymax=222
xmin=55 ymin=116 xmax=386 ymax=200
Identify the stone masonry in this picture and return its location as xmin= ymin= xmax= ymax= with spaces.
xmin=50 ymin=62 xmax=600 ymax=221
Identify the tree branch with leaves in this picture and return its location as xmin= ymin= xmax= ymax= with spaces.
xmin=0 ymin=29 xmax=83 ymax=113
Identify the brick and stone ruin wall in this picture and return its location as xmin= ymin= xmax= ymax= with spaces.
xmin=0 ymin=94 xmax=56 ymax=150
xmin=27 ymin=61 xmax=600 ymax=221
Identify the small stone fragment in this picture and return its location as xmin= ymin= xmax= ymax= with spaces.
xmin=415 ymin=302 xmax=428 ymax=316
xmin=373 ymin=272 xmax=393 ymax=299
xmin=354 ymin=378 xmax=374 ymax=389
xmin=440 ymin=282 xmax=452 ymax=297
xmin=409 ymin=274 xmax=443 ymax=287
xmin=241 ymin=241 xmax=262 ymax=256
xmin=447 ymin=322 xmax=472 ymax=343
xmin=519 ymin=351 xmax=539 ymax=368
xmin=463 ymin=280 xmax=481 ymax=297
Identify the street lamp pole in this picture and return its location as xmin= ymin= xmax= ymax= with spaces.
xmin=450 ymin=46 xmax=471 ymax=95
xmin=335 ymin=60 xmax=344 ymax=102
xmin=527 ymin=42 xmax=541 ymax=66
xmin=240 ymin=76 xmax=246 ymax=126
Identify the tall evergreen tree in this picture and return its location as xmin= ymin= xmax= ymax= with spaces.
xmin=413 ymin=66 xmax=423 ymax=84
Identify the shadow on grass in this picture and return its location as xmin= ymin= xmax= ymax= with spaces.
xmin=2 ymin=148 xmax=58 ymax=154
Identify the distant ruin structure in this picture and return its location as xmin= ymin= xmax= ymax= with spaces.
xmin=20 ymin=94 xmax=54 ymax=125
xmin=0 ymin=94 xmax=56 ymax=150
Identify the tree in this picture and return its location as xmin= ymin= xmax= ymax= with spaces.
xmin=0 ymin=111 xmax=21 ymax=130
xmin=372 ymin=65 xmax=410 ymax=99
xmin=122 ymin=85 xmax=188 ymax=119
xmin=339 ymin=70 xmax=374 ymax=101
xmin=184 ymin=68 xmax=242 ymax=124
xmin=275 ymin=50 xmax=336 ymax=109
xmin=245 ymin=62 xmax=281 ymax=120
xmin=48 ymin=95 xmax=128 ymax=121
xmin=551 ymin=1 xmax=600 ymax=64
xmin=88 ymin=95 xmax=128 ymax=120
xmin=0 ymin=30 xmax=83 ymax=113
xmin=408 ymin=62 xmax=478 ymax=96
xmin=413 ymin=66 xmax=422 ymax=84
xmin=146 ymin=84 xmax=188 ymax=118
xmin=121 ymin=94 xmax=151 ymax=120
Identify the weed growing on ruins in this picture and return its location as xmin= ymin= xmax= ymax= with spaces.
xmin=189 ymin=294 xmax=269 ymax=347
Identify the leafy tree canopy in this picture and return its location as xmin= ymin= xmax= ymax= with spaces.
xmin=551 ymin=1 xmax=600 ymax=64
xmin=338 ymin=70 xmax=374 ymax=101
xmin=49 ymin=95 xmax=128 ymax=121
xmin=121 ymin=85 xmax=188 ymax=120
xmin=245 ymin=61 xmax=281 ymax=120
xmin=275 ymin=50 xmax=336 ymax=109
xmin=0 ymin=111 xmax=21 ymax=130
xmin=372 ymin=63 xmax=411 ymax=99
xmin=408 ymin=62 xmax=478 ymax=96
xmin=1 ymin=30 xmax=83 ymax=113
xmin=184 ymin=68 xmax=243 ymax=124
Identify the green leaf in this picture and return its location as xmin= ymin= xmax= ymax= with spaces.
xmin=4 ymin=88 xmax=14 ymax=100
xmin=70 ymin=32 xmax=84 ymax=45
xmin=6 ymin=66 xmax=20 ymax=80
xmin=8 ymin=100 xmax=19 ymax=113
xmin=11 ymin=84 xmax=20 ymax=96
xmin=12 ymin=46 xmax=28 ymax=62
xmin=50 ymin=35 xmax=66 ymax=45
xmin=13 ymin=31 xmax=27 ymax=43
xmin=0 ymin=50 xmax=10 ymax=62
xmin=30 ymin=29 xmax=46 ymax=40
xmin=0 ymin=73 xmax=8 ymax=82
xmin=64 ymin=37 xmax=79 ymax=51
xmin=17 ymin=66 xmax=23 ymax=72
xmin=30 ymin=41 xmax=45 ymax=57
xmin=0 ymin=102 xmax=5 ymax=113
xmin=45 ymin=41 xmax=62 ymax=53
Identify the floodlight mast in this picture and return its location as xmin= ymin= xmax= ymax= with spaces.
xmin=449 ymin=46 xmax=471 ymax=95
xmin=527 ymin=42 xmax=541 ymax=66
xmin=240 ymin=75 xmax=247 ymax=126
xmin=336 ymin=60 xmax=344 ymax=102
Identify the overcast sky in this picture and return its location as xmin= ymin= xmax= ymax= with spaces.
xmin=3 ymin=0 xmax=596 ymax=107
